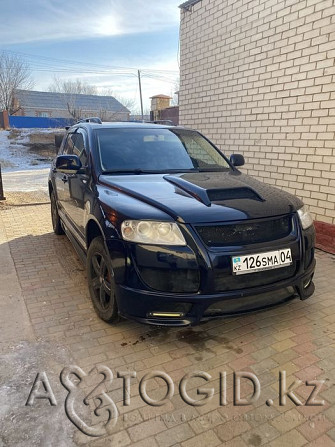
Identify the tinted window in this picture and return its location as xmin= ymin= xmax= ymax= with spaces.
xmin=62 ymin=134 xmax=75 ymax=155
xmin=96 ymin=128 xmax=230 ymax=173
xmin=62 ymin=131 xmax=87 ymax=166
xmin=72 ymin=131 xmax=88 ymax=167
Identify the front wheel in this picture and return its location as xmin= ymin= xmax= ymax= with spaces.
xmin=87 ymin=236 xmax=119 ymax=323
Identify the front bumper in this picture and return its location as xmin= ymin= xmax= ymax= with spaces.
xmin=116 ymin=259 xmax=315 ymax=326
xmin=109 ymin=217 xmax=316 ymax=326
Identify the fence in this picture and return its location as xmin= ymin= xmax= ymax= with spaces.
xmin=8 ymin=115 xmax=74 ymax=129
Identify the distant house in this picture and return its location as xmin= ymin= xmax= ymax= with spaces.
xmin=12 ymin=89 xmax=130 ymax=121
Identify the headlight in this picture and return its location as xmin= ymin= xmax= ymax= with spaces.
xmin=121 ymin=220 xmax=186 ymax=245
xmin=297 ymin=206 xmax=313 ymax=230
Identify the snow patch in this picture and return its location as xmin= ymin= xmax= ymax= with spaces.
xmin=0 ymin=128 xmax=61 ymax=172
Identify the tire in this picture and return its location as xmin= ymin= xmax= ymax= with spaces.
xmin=50 ymin=190 xmax=64 ymax=235
xmin=87 ymin=236 xmax=119 ymax=323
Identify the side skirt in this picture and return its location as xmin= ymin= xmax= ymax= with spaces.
xmin=62 ymin=222 xmax=87 ymax=266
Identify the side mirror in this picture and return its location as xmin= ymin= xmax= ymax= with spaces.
xmin=56 ymin=155 xmax=82 ymax=174
xmin=230 ymin=154 xmax=245 ymax=167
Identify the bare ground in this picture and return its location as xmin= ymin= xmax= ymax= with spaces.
xmin=0 ymin=191 xmax=49 ymax=208
xmin=8 ymin=128 xmax=65 ymax=161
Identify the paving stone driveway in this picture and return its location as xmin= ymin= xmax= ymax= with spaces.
xmin=1 ymin=202 xmax=335 ymax=446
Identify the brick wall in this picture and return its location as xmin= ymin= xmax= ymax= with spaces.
xmin=179 ymin=0 xmax=335 ymax=225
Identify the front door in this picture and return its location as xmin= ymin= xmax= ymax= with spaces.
xmin=66 ymin=129 xmax=90 ymax=241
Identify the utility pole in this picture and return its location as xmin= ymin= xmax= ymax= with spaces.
xmin=138 ymin=70 xmax=144 ymax=121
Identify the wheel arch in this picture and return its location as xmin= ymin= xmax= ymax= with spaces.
xmin=86 ymin=216 xmax=127 ymax=285
xmin=86 ymin=218 xmax=105 ymax=249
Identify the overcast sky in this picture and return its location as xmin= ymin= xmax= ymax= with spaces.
xmin=0 ymin=0 xmax=182 ymax=112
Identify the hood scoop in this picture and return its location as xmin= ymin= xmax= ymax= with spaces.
xmin=164 ymin=175 xmax=264 ymax=207
xmin=164 ymin=175 xmax=212 ymax=206
xmin=207 ymin=187 xmax=264 ymax=202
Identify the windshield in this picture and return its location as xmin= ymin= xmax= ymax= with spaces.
xmin=96 ymin=128 xmax=231 ymax=173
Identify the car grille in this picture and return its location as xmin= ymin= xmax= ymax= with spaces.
xmin=195 ymin=215 xmax=293 ymax=247
xmin=213 ymin=263 xmax=297 ymax=292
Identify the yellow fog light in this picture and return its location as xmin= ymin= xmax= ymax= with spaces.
xmin=150 ymin=312 xmax=184 ymax=318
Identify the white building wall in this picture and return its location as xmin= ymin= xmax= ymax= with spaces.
xmin=179 ymin=0 xmax=335 ymax=224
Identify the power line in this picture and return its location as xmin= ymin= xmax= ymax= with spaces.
xmin=0 ymin=48 xmax=179 ymax=112
xmin=1 ymin=49 xmax=179 ymax=77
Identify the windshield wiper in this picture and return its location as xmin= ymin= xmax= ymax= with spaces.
xmin=197 ymin=167 xmax=230 ymax=172
xmin=100 ymin=168 xmax=200 ymax=175
xmin=163 ymin=168 xmax=199 ymax=173
xmin=101 ymin=169 xmax=146 ymax=175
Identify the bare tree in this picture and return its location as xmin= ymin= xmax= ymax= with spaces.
xmin=48 ymin=77 xmax=98 ymax=120
xmin=0 ymin=51 xmax=34 ymax=114
xmin=48 ymin=78 xmax=132 ymax=121
xmin=48 ymin=77 xmax=97 ymax=95
xmin=98 ymin=88 xmax=136 ymax=117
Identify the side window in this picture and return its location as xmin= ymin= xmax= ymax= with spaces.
xmin=72 ymin=130 xmax=88 ymax=167
xmin=62 ymin=134 xmax=75 ymax=155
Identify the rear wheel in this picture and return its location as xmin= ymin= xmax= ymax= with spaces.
xmin=50 ymin=190 xmax=64 ymax=235
xmin=87 ymin=236 xmax=118 ymax=323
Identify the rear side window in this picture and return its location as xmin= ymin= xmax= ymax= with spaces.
xmin=62 ymin=131 xmax=88 ymax=167
xmin=72 ymin=132 xmax=88 ymax=167
xmin=62 ymin=133 xmax=75 ymax=155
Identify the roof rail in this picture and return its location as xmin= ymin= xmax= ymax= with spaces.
xmin=145 ymin=120 xmax=176 ymax=126
xmin=77 ymin=117 xmax=102 ymax=124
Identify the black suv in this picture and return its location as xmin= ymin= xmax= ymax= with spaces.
xmin=49 ymin=122 xmax=315 ymax=326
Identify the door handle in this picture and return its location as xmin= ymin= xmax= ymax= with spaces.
xmin=61 ymin=175 xmax=68 ymax=183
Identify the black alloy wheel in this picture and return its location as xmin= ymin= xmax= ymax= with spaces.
xmin=87 ymin=236 xmax=118 ymax=323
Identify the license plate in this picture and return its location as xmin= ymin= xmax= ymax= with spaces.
xmin=232 ymin=248 xmax=292 ymax=275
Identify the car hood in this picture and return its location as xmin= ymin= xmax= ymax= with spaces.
xmin=99 ymin=171 xmax=303 ymax=224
